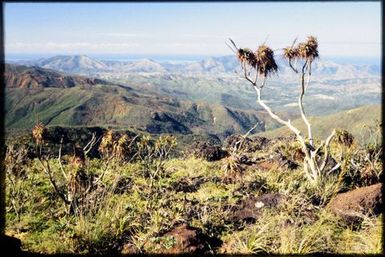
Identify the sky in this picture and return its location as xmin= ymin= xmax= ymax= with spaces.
xmin=4 ymin=2 xmax=382 ymax=58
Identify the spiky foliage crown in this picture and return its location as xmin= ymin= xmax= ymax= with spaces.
xmin=237 ymin=48 xmax=257 ymax=68
xmin=298 ymin=36 xmax=319 ymax=61
xmin=335 ymin=129 xmax=354 ymax=147
xmin=70 ymin=147 xmax=85 ymax=169
xmin=283 ymin=46 xmax=300 ymax=60
xmin=32 ymin=123 xmax=47 ymax=145
xmin=117 ymin=134 xmax=130 ymax=146
xmin=115 ymin=134 xmax=131 ymax=158
xmin=255 ymin=45 xmax=278 ymax=76
xmin=99 ymin=129 xmax=115 ymax=157
xmin=283 ymin=36 xmax=319 ymax=62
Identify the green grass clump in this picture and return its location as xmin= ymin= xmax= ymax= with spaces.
xmin=5 ymin=130 xmax=382 ymax=254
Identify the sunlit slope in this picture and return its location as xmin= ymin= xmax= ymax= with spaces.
xmin=258 ymin=105 xmax=381 ymax=143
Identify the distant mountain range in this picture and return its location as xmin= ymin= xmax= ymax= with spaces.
xmin=5 ymin=54 xmax=381 ymax=140
xmin=5 ymin=64 xmax=267 ymax=138
xmin=10 ymin=54 xmax=381 ymax=77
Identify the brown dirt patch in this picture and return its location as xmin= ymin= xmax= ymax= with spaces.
xmin=228 ymin=193 xmax=284 ymax=225
xmin=144 ymin=223 xmax=221 ymax=254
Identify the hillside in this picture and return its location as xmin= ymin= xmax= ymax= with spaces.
xmin=258 ymin=104 xmax=381 ymax=144
xmin=5 ymin=65 xmax=267 ymax=138
xmin=32 ymin=55 xmax=108 ymax=73
xmin=4 ymin=64 xmax=111 ymax=89
xmin=10 ymin=55 xmax=381 ymax=119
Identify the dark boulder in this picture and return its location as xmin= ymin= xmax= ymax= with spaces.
xmin=0 ymin=235 xmax=22 ymax=257
xmin=328 ymin=183 xmax=382 ymax=224
xmin=190 ymin=142 xmax=228 ymax=161
xmin=254 ymin=152 xmax=299 ymax=171
xmin=224 ymin=135 xmax=270 ymax=152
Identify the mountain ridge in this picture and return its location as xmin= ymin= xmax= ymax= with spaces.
xmin=10 ymin=54 xmax=381 ymax=77
xmin=4 ymin=64 xmax=113 ymax=89
xmin=5 ymin=64 xmax=267 ymax=138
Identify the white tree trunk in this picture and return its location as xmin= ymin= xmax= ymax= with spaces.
xmin=299 ymin=67 xmax=313 ymax=147
xmin=252 ymin=85 xmax=320 ymax=182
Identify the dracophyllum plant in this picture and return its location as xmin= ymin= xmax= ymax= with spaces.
xmin=227 ymin=36 xmax=337 ymax=183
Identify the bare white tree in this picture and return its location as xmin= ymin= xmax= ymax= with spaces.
xmin=227 ymin=36 xmax=337 ymax=183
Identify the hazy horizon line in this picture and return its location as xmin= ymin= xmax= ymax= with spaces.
xmin=5 ymin=53 xmax=381 ymax=66
xmin=5 ymin=53 xmax=381 ymax=59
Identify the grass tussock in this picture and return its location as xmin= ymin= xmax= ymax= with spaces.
xmin=5 ymin=128 xmax=382 ymax=254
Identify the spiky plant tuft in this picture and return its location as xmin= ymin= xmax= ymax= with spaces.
xmin=298 ymin=36 xmax=319 ymax=61
xmin=115 ymin=134 xmax=131 ymax=160
xmin=255 ymin=45 xmax=278 ymax=76
xmin=335 ymin=129 xmax=355 ymax=147
xmin=32 ymin=123 xmax=48 ymax=145
xmin=237 ymin=48 xmax=257 ymax=68
xmin=99 ymin=129 xmax=115 ymax=158
xmin=283 ymin=46 xmax=300 ymax=61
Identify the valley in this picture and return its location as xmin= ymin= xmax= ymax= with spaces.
xmin=6 ymin=54 xmax=382 ymax=138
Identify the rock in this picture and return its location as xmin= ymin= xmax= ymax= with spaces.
xmin=254 ymin=159 xmax=279 ymax=171
xmin=191 ymin=142 xmax=228 ymax=161
xmin=233 ymin=180 xmax=268 ymax=197
xmin=228 ymin=193 xmax=284 ymax=225
xmin=145 ymin=223 xmax=213 ymax=254
xmin=328 ymin=183 xmax=382 ymax=224
xmin=113 ymin=176 xmax=132 ymax=194
xmin=121 ymin=243 xmax=139 ymax=255
xmin=0 ymin=235 xmax=22 ymax=256
xmin=254 ymin=153 xmax=299 ymax=171
xmin=319 ymin=156 xmax=339 ymax=175
xmin=256 ymin=193 xmax=284 ymax=208
xmin=224 ymin=135 xmax=270 ymax=152
xmin=359 ymin=165 xmax=382 ymax=186
xmin=237 ymin=154 xmax=254 ymax=165
xmin=272 ymin=152 xmax=299 ymax=170
xmin=171 ymin=176 xmax=206 ymax=193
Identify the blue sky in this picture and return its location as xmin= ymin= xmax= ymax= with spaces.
xmin=4 ymin=2 xmax=382 ymax=57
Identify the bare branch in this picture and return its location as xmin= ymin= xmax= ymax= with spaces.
xmin=83 ymin=132 xmax=98 ymax=156
xmin=94 ymin=156 xmax=113 ymax=184
xmin=242 ymin=62 xmax=256 ymax=86
xmin=326 ymin=163 xmax=341 ymax=176
xmin=286 ymin=37 xmax=299 ymax=73
xmin=289 ymin=61 xmax=299 ymax=74
xmin=320 ymin=129 xmax=337 ymax=172
xmin=232 ymin=123 xmax=260 ymax=153
xmin=225 ymin=41 xmax=237 ymax=54
xmin=38 ymin=157 xmax=69 ymax=205
xmin=228 ymin=38 xmax=239 ymax=51
xmin=299 ymin=59 xmax=313 ymax=146
xmin=259 ymin=76 xmax=267 ymax=89
xmin=58 ymin=136 xmax=68 ymax=180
